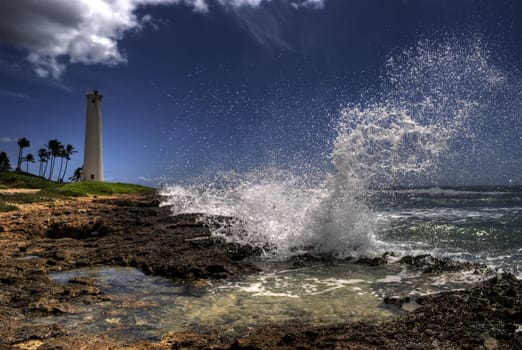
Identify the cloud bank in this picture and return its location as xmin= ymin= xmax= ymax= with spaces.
xmin=0 ymin=0 xmax=324 ymax=79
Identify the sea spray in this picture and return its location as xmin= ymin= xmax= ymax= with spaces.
xmin=161 ymin=36 xmax=508 ymax=258
xmin=162 ymin=169 xmax=329 ymax=257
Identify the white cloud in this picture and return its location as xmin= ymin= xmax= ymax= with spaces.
xmin=219 ymin=0 xmax=264 ymax=6
xmin=0 ymin=137 xmax=15 ymax=143
xmin=0 ymin=0 xmax=325 ymax=79
xmin=300 ymin=0 xmax=324 ymax=8
xmin=219 ymin=0 xmax=324 ymax=9
xmin=0 ymin=90 xmax=31 ymax=100
xmin=0 ymin=0 xmax=136 ymax=78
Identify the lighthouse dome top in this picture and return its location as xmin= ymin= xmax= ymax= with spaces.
xmin=86 ymin=89 xmax=102 ymax=101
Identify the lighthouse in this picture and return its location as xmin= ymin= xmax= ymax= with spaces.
xmin=81 ymin=89 xmax=104 ymax=181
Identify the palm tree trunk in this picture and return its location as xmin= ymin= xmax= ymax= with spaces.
xmin=49 ymin=157 xmax=56 ymax=181
xmin=48 ymin=157 xmax=54 ymax=181
xmin=43 ymin=160 xmax=49 ymax=178
xmin=17 ymin=148 xmax=23 ymax=171
xmin=61 ymin=159 xmax=70 ymax=182
xmin=57 ymin=157 xmax=64 ymax=182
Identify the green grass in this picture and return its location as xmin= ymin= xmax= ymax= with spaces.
xmin=60 ymin=181 xmax=154 ymax=196
xmin=0 ymin=172 xmax=67 ymax=207
xmin=0 ymin=171 xmax=60 ymax=190
xmin=0 ymin=172 xmax=154 ymax=210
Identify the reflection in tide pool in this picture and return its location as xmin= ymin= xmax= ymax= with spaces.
xmin=36 ymin=260 xmax=493 ymax=344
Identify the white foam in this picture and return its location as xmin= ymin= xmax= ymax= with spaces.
xmin=430 ymin=269 xmax=495 ymax=287
xmin=378 ymin=207 xmax=521 ymax=223
xmin=234 ymin=275 xmax=367 ymax=298
xmin=393 ymin=187 xmax=519 ymax=196
xmin=376 ymin=275 xmax=402 ymax=283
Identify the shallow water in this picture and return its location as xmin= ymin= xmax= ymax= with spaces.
xmin=36 ymin=259 xmax=494 ymax=344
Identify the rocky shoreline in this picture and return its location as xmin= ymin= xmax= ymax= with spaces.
xmin=1 ymin=193 xmax=521 ymax=349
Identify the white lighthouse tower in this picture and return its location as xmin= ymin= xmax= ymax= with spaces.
xmin=81 ymin=89 xmax=104 ymax=181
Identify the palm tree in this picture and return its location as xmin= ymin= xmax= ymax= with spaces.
xmin=22 ymin=153 xmax=35 ymax=173
xmin=69 ymin=167 xmax=83 ymax=182
xmin=0 ymin=151 xmax=11 ymax=172
xmin=37 ymin=148 xmax=49 ymax=177
xmin=16 ymin=137 xmax=30 ymax=171
xmin=59 ymin=144 xmax=76 ymax=182
xmin=47 ymin=139 xmax=62 ymax=181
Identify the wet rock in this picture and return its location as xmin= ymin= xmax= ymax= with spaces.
xmin=289 ymin=253 xmax=339 ymax=268
xmin=205 ymin=264 xmax=229 ymax=274
xmin=384 ymin=295 xmax=411 ymax=308
xmin=67 ymin=276 xmax=96 ymax=285
xmin=355 ymin=256 xmax=387 ymax=266
xmin=399 ymin=254 xmax=487 ymax=274
xmin=226 ymin=242 xmax=262 ymax=260
xmin=399 ymin=254 xmax=433 ymax=266
xmin=62 ymin=283 xmax=102 ymax=298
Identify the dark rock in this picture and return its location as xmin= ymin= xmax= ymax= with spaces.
xmin=384 ymin=295 xmax=411 ymax=308
xmin=289 ymin=253 xmax=339 ymax=268
xmin=68 ymin=276 xmax=95 ymax=285
xmin=10 ymin=324 xmax=65 ymax=344
xmin=205 ymin=264 xmax=229 ymax=274
xmin=277 ymin=334 xmax=297 ymax=345
xmin=355 ymin=256 xmax=387 ymax=266
xmin=399 ymin=254 xmax=486 ymax=274
xmin=46 ymin=222 xmax=111 ymax=239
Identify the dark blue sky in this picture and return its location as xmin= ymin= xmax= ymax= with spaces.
xmin=0 ymin=0 xmax=521 ymax=185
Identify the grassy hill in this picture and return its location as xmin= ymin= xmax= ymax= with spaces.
xmin=60 ymin=181 xmax=153 ymax=196
xmin=0 ymin=171 xmax=58 ymax=190
xmin=0 ymin=172 xmax=154 ymax=212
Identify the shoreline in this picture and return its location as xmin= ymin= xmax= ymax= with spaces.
xmin=1 ymin=193 xmax=521 ymax=349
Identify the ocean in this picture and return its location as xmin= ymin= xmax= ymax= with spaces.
xmin=375 ymin=186 xmax=522 ymax=278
